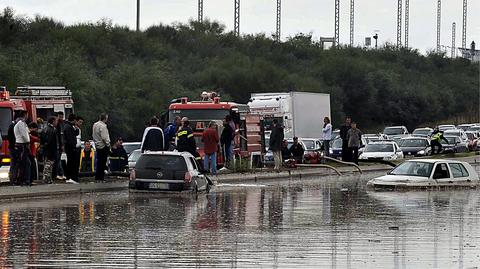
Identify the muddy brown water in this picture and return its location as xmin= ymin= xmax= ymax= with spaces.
xmin=1 ymin=167 xmax=480 ymax=268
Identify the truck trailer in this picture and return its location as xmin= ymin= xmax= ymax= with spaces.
xmin=248 ymin=92 xmax=331 ymax=140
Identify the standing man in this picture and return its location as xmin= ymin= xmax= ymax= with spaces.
xmin=176 ymin=117 xmax=196 ymax=156
xmin=64 ymin=114 xmax=80 ymax=184
xmin=92 ymin=113 xmax=111 ymax=182
xmin=163 ymin=116 xmax=181 ymax=150
xmin=28 ymin=122 xmax=40 ymax=183
xmin=340 ymin=117 xmax=352 ymax=162
xmin=322 ymin=117 xmax=332 ymax=156
xmin=13 ymin=111 xmax=31 ymax=185
xmin=7 ymin=114 xmax=20 ymax=184
xmin=141 ymin=117 xmax=164 ymax=152
xmin=347 ymin=122 xmax=363 ymax=165
xmin=41 ymin=116 xmax=58 ymax=184
xmin=202 ymin=121 xmax=219 ymax=175
xmin=269 ymin=119 xmax=284 ymax=171
xmin=54 ymin=111 xmax=66 ymax=180
xmin=220 ymin=119 xmax=234 ymax=167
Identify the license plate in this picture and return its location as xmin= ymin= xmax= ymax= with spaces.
xmin=149 ymin=183 xmax=168 ymax=189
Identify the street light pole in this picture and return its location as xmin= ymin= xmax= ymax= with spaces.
xmin=136 ymin=0 xmax=140 ymax=31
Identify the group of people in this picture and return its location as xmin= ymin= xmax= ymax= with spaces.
xmin=8 ymin=111 xmax=122 ymax=185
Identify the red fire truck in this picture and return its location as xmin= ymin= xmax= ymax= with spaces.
xmin=168 ymin=93 xmax=264 ymax=166
xmin=0 ymin=86 xmax=74 ymax=183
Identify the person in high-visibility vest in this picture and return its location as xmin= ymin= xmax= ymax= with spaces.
xmin=79 ymin=141 xmax=96 ymax=173
xmin=431 ymin=128 xmax=449 ymax=155
xmin=176 ymin=117 xmax=197 ymax=156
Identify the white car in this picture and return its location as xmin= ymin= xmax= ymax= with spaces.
xmin=437 ymin=124 xmax=456 ymax=132
xmin=443 ymin=129 xmax=468 ymax=143
xmin=367 ymin=159 xmax=480 ymax=188
xmin=359 ymin=141 xmax=404 ymax=161
xmin=383 ymin=126 xmax=409 ymax=139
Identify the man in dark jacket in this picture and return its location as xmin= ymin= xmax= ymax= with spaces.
xmin=141 ymin=117 xmax=164 ymax=152
xmin=177 ymin=117 xmax=196 ymax=156
xmin=163 ymin=116 xmax=181 ymax=150
xmin=63 ymin=114 xmax=80 ymax=183
xmin=110 ymin=138 xmax=128 ymax=172
xmin=220 ymin=120 xmax=234 ymax=166
xmin=54 ymin=111 xmax=66 ymax=180
xmin=41 ymin=116 xmax=58 ymax=184
xmin=269 ymin=119 xmax=284 ymax=171
xmin=289 ymin=137 xmax=305 ymax=163
xmin=339 ymin=117 xmax=352 ymax=162
xmin=7 ymin=116 xmax=20 ymax=184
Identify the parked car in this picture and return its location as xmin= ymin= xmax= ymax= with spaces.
xmin=441 ymin=136 xmax=469 ymax=153
xmin=329 ymin=138 xmax=343 ymax=159
xmin=359 ymin=141 xmax=403 ymax=161
xmin=443 ymin=129 xmax=468 ymax=143
xmin=332 ymin=129 xmax=340 ymax=140
xmin=301 ymin=138 xmax=321 ymax=152
xmin=467 ymin=125 xmax=480 ymax=132
xmin=398 ymin=137 xmax=431 ymax=157
xmin=123 ymin=142 xmax=142 ymax=155
xmin=363 ymin=134 xmax=386 ymax=144
xmin=383 ymin=126 xmax=409 ymax=139
xmin=437 ymin=124 xmax=456 ymax=132
xmin=457 ymin=124 xmax=476 ymax=131
xmin=128 ymin=149 xmax=142 ymax=170
xmin=412 ymin=127 xmax=433 ymax=138
xmin=129 ymin=151 xmax=210 ymax=193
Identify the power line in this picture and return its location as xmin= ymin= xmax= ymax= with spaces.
xmin=234 ymin=0 xmax=240 ymax=36
xmin=334 ymin=0 xmax=340 ymax=47
xmin=437 ymin=0 xmax=441 ymax=52
xmin=198 ymin=0 xmax=203 ymax=23
xmin=350 ymin=0 xmax=354 ymax=46
xmin=397 ymin=0 xmax=402 ymax=47
xmin=404 ymin=0 xmax=409 ymax=47
xmin=462 ymin=0 xmax=467 ymax=49
xmin=276 ymin=0 xmax=281 ymax=42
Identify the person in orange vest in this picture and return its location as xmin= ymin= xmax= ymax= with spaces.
xmin=79 ymin=140 xmax=96 ymax=174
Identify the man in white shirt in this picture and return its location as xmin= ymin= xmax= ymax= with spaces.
xmin=92 ymin=113 xmax=110 ymax=182
xmin=13 ymin=110 xmax=31 ymax=185
xmin=322 ymin=117 xmax=332 ymax=157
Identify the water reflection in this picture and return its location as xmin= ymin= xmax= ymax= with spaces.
xmin=0 ymin=173 xmax=479 ymax=267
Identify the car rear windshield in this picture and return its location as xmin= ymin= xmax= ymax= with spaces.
xmin=413 ymin=129 xmax=431 ymax=135
xmin=364 ymin=144 xmax=394 ymax=152
xmin=399 ymin=139 xmax=428 ymax=147
xmin=384 ymin=127 xmax=405 ymax=135
xmin=136 ymin=155 xmax=188 ymax=171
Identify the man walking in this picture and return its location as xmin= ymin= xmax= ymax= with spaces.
xmin=13 ymin=111 xmax=31 ymax=185
xmin=340 ymin=117 xmax=352 ymax=162
xmin=41 ymin=116 xmax=58 ymax=184
xmin=347 ymin=122 xmax=363 ymax=165
xmin=269 ymin=119 xmax=284 ymax=171
xmin=93 ymin=113 xmax=111 ymax=182
xmin=202 ymin=121 xmax=219 ymax=175
xmin=64 ymin=114 xmax=80 ymax=183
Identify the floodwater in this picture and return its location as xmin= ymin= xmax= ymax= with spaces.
xmin=1 ymin=168 xmax=480 ymax=268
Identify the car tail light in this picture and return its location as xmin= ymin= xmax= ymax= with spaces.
xmin=184 ymin=171 xmax=192 ymax=183
xmin=130 ymin=169 xmax=136 ymax=181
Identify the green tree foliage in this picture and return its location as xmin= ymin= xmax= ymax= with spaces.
xmin=0 ymin=8 xmax=478 ymax=139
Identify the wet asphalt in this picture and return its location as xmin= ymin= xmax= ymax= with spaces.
xmin=1 ymin=165 xmax=480 ymax=268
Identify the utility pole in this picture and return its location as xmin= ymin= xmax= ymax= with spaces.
xmin=373 ymin=33 xmax=379 ymax=49
xmin=451 ymin=22 xmax=456 ymax=58
xmin=136 ymin=0 xmax=140 ymax=31
xmin=276 ymin=0 xmax=281 ymax=42
xmin=404 ymin=0 xmax=409 ymax=48
xmin=437 ymin=0 xmax=441 ymax=52
xmin=397 ymin=0 xmax=402 ymax=47
xmin=198 ymin=0 xmax=204 ymax=23
xmin=349 ymin=0 xmax=354 ymax=46
xmin=462 ymin=0 xmax=467 ymax=49
xmin=334 ymin=0 xmax=340 ymax=47
xmin=234 ymin=0 xmax=240 ymax=36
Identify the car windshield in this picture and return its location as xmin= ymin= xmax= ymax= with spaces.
xmin=384 ymin=127 xmax=404 ymax=135
xmin=443 ymin=137 xmax=458 ymax=144
xmin=136 ymin=155 xmax=187 ymax=171
xmin=331 ymin=139 xmax=342 ymax=148
xmin=0 ymin=108 xmax=12 ymax=136
xmin=128 ymin=150 xmax=142 ymax=162
xmin=413 ymin=129 xmax=431 ymax=135
xmin=467 ymin=126 xmax=480 ymax=132
xmin=302 ymin=140 xmax=315 ymax=150
xmin=364 ymin=143 xmax=394 ymax=153
xmin=399 ymin=139 xmax=428 ymax=147
xmin=390 ymin=161 xmax=434 ymax=177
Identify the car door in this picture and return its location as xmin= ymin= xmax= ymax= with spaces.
xmin=394 ymin=143 xmax=403 ymax=159
xmin=188 ymin=157 xmax=206 ymax=191
xmin=431 ymin=162 xmax=452 ymax=183
xmin=448 ymin=162 xmax=470 ymax=183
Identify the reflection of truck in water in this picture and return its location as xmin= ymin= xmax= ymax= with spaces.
xmin=168 ymin=93 xmax=264 ymax=166
xmin=248 ymin=92 xmax=331 ymax=139
xmin=0 ymin=86 xmax=74 ymax=183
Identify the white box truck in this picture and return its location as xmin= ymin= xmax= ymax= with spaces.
xmin=248 ymin=92 xmax=331 ymax=139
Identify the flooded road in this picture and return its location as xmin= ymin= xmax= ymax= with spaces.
xmin=1 ymin=170 xmax=480 ymax=268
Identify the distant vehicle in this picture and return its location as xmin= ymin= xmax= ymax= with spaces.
xmin=412 ymin=127 xmax=433 ymax=138
xmin=398 ymin=137 xmax=431 ymax=157
xmin=363 ymin=134 xmax=385 ymax=144
xmin=301 ymin=138 xmax=321 ymax=152
xmin=123 ymin=142 xmax=141 ymax=156
xmin=329 ymin=138 xmax=343 ymax=159
xmin=457 ymin=124 xmax=476 ymax=131
xmin=467 ymin=125 xmax=480 ymax=132
xmin=437 ymin=125 xmax=456 ymax=132
xmin=441 ymin=136 xmax=469 ymax=153
xmin=265 ymin=139 xmax=300 ymax=166
xmin=359 ymin=141 xmax=403 ymax=161
xmin=443 ymin=129 xmax=468 ymax=143
xmin=367 ymin=160 xmax=479 ymax=188
xmin=383 ymin=126 xmax=409 ymax=139
xmin=248 ymin=92 xmax=331 ymax=139
xmin=129 ymin=151 xmax=209 ymax=193
xmin=128 ymin=149 xmax=142 ymax=170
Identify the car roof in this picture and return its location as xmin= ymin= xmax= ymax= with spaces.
xmin=400 ymin=137 xmax=428 ymax=140
xmin=413 ymin=127 xmax=432 ymax=130
xmin=368 ymin=141 xmax=396 ymax=144
xmin=406 ymin=159 xmax=467 ymax=164
xmin=142 ymin=151 xmax=193 ymax=157
xmin=123 ymin=142 xmax=141 ymax=145
xmin=385 ymin=126 xmax=406 ymax=128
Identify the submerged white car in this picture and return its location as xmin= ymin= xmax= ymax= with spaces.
xmin=359 ymin=141 xmax=404 ymax=161
xmin=367 ymin=159 xmax=480 ymax=189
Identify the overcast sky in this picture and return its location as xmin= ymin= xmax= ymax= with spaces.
xmin=2 ymin=0 xmax=479 ymax=53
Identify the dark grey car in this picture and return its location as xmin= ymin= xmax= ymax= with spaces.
xmin=398 ymin=137 xmax=431 ymax=157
